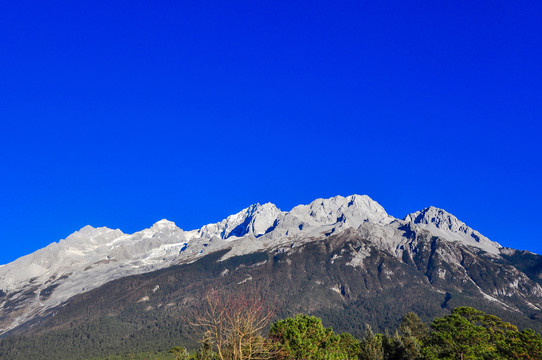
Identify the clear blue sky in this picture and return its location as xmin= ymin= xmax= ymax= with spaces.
xmin=1 ymin=1 xmax=541 ymax=265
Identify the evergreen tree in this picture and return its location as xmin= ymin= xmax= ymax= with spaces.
xmin=421 ymin=306 xmax=542 ymax=359
xmin=169 ymin=346 xmax=190 ymax=360
xmin=269 ymin=314 xmax=353 ymax=359
xmin=359 ymin=324 xmax=384 ymax=360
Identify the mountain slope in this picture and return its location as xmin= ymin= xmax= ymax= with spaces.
xmin=2 ymin=225 xmax=542 ymax=359
xmin=1 ymin=194 xmax=541 ymax=353
xmin=0 ymin=195 xmax=394 ymax=334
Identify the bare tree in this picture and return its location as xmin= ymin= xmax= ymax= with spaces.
xmin=190 ymin=287 xmax=277 ymax=360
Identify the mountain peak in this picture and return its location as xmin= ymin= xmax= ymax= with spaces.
xmin=61 ymin=225 xmax=124 ymax=246
xmin=151 ymin=219 xmax=179 ymax=231
xmin=0 ymin=193 xmax=525 ymax=338
xmin=290 ymin=194 xmax=391 ymax=225
xmin=193 ymin=202 xmax=283 ymax=240
xmin=404 ymin=206 xmax=502 ymax=254
xmin=404 ymin=206 xmax=463 ymax=229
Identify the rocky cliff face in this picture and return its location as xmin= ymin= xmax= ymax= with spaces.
xmin=0 ymin=194 xmax=541 ymax=340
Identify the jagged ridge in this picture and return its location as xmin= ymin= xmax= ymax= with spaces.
xmin=0 ymin=194 xmax=509 ymax=335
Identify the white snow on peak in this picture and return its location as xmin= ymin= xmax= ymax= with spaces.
xmin=0 ymin=194 xmax=504 ymax=334
xmin=188 ymin=202 xmax=282 ymax=241
xmin=404 ymin=206 xmax=502 ymax=254
xmin=61 ymin=225 xmax=125 ymax=247
xmin=0 ymin=226 xmax=122 ymax=288
xmin=0 ymin=220 xmax=188 ymax=333
xmin=150 ymin=219 xmax=181 ymax=232
xmin=152 ymin=219 xmax=178 ymax=227
xmin=291 ymin=194 xmax=391 ymax=225
xmin=261 ymin=194 xmax=394 ymax=240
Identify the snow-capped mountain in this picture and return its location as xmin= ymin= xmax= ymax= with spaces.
xmin=404 ymin=206 xmax=501 ymax=255
xmin=187 ymin=202 xmax=282 ymax=240
xmin=0 ymin=195 xmax=533 ymax=336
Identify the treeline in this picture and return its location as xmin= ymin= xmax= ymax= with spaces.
xmin=2 ymin=304 xmax=541 ymax=359
xmin=166 ymin=307 xmax=542 ymax=360
xmin=0 ymin=314 xmax=193 ymax=360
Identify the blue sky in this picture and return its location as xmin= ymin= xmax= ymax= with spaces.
xmin=1 ymin=1 xmax=541 ymax=264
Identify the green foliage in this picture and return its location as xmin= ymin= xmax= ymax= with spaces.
xmin=169 ymin=346 xmax=190 ymax=360
xmin=88 ymin=351 xmax=176 ymax=359
xmin=421 ymin=306 xmax=542 ymax=360
xmin=398 ymin=312 xmax=429 ymax=342
xmin=384 ymin=312 xmax=428 ymax=360
xmin=384 ymin=330 xmax=422 ymax=360
xmin=359 ymin=324 xmax=384 ymax=360
xmin=337 ymin=332 xmax=362 ymax=358
xmin=193 ymin=339 xmax=217 ymax=360
xmin=2 ymin=305 xmax=541 ymax=360
xmin=269 ymin=314 xmax=357 ymax=359
xmin=91 ymin=309 xmax=541 ymax=360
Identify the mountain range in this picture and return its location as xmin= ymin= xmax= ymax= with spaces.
xmin=1 ymin=194 xmax=542 ymax=359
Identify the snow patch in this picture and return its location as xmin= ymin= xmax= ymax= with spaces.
xmin=237 ymin=275 xmax=252 ymax=284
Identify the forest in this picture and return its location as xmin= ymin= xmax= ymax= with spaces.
xmin=89 ymin=291 xmax=542 ymax=360
xmin=2 ymin=289 xmax=542 ymax=360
